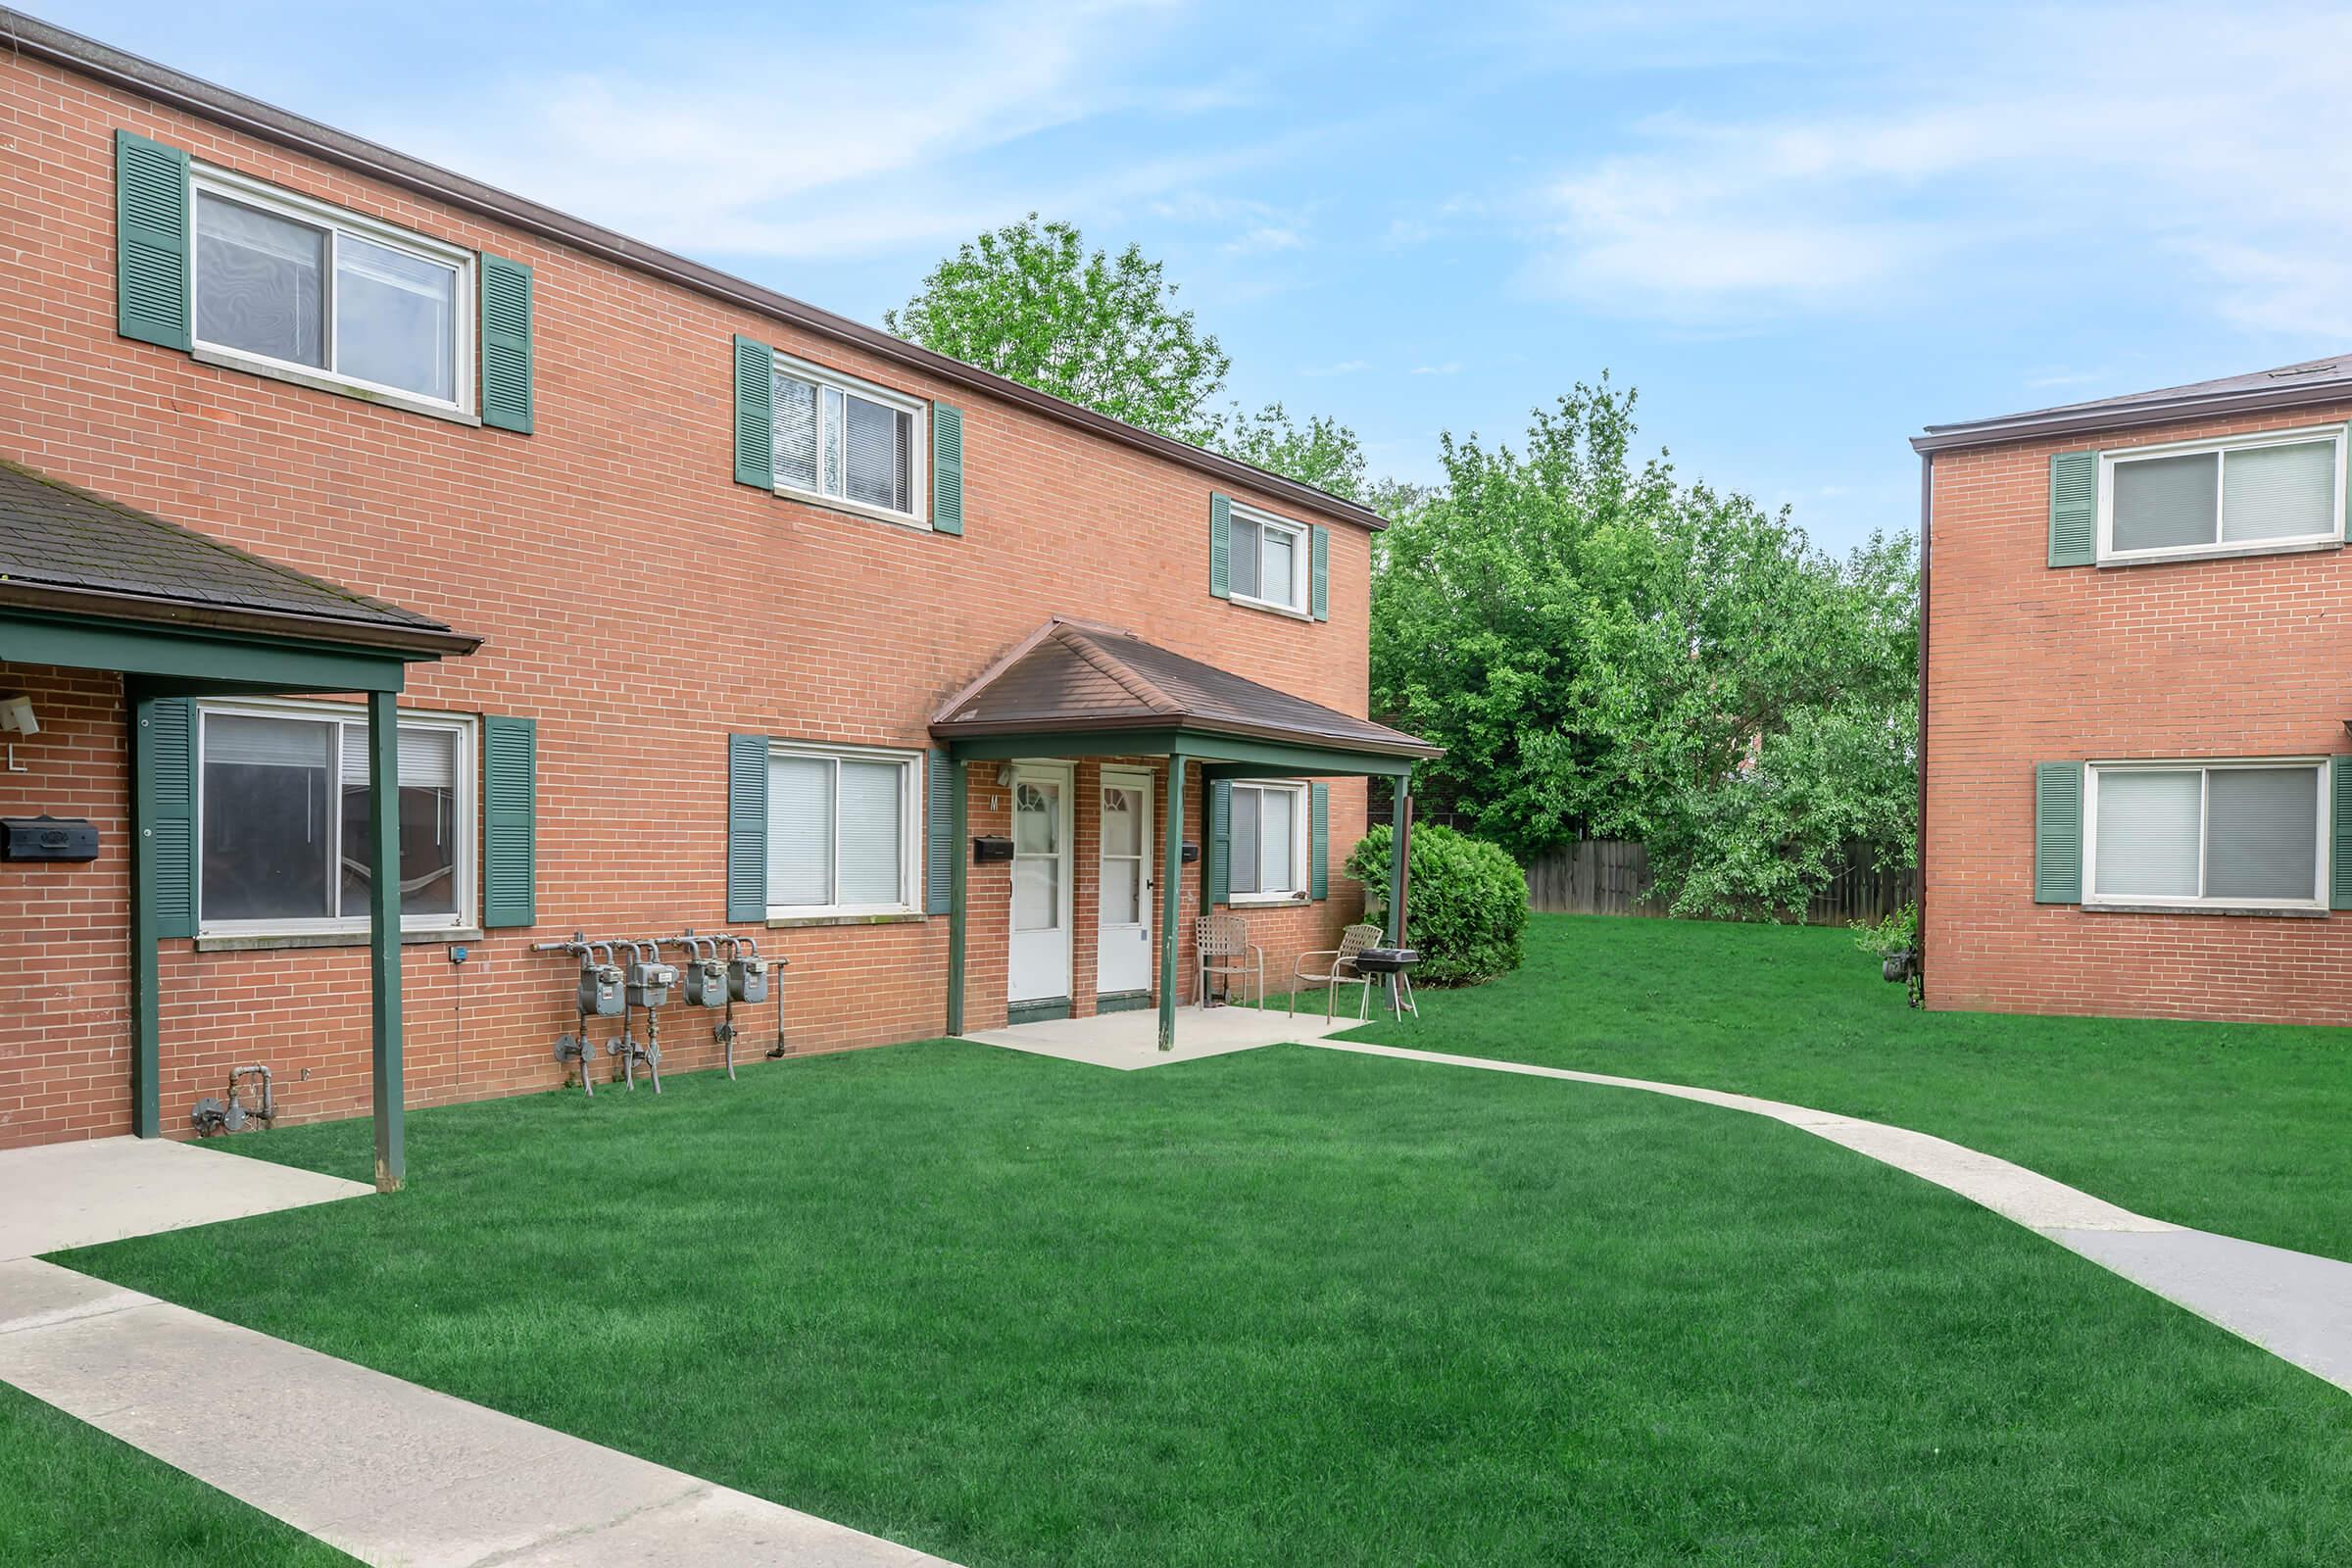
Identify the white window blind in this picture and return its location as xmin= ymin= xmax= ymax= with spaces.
xmin=2205 ymin=767 xmax=2319 ymax=901
xmin=2091 ymin=761 xmax=2323 ymax=906
xmin=2107 ymin=430 xmax=2342 ymax=558
xmin=336 ymin=723 xmax=457 ymax=789
xmin=2111 ymin=454 xmax=2216 ymax=555
xmin=766 ymin=355 xmax=924 ymax=521
xmin=767 ymin=754 xmax=834 ymax=906
xmin=209 ymin=712 xmax=331 ymax=770
xmin=765 ymin=746 xmax=916 ymax=912
xmin=837 ymin=760 xmax=904 ymax=906
xmin=2092 ymin=769 xmax=2201 ymax=898
xmin=773 ymin=371 xmax=820 ymax=493
xmin=1229 ymin=514 xmax=1263 ymax=601
xmin=2222 ymin=440 xmax=2335 ymax=544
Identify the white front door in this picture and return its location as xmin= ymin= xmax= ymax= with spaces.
xmin=1096 ymin=773 xmax=1153 ymax=995
xmin=1008 ymin=767 xmax=1072 ymax=1004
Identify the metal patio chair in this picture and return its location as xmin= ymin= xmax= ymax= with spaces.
xmin=1292 ymin=922 xmax=1381 ymax=1022
xmin=1195 ymin=913 xmax=1263 ymax=1009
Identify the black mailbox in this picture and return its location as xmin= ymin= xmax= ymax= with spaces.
xmin=1181 ymin=840 xmax=1200 ymax=863
xmin=972 ymin=835 xmax=1015 ymax=863
xmin=3 ymin=816 xmax=99 ymax=862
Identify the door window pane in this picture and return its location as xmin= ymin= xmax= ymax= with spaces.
xmin=2222 ymin=440 xmax=2335 ymax=543
xmin=196 ymin=193 xmax=325 ymax=368
xmin=2205 ymin=767 xmax=2318 ymax=901
xmin=2093 ymin=770 xmax=2201 ymax=899
xmin=1013 ymin=779 xmax=1061 ymax=932
xmin=1229 ymin=515 xmax=1262 ymax=600
xmin=1102 ymin=858 xmax=1140 ymax=924
xmin=1014 ymin=782 xmax=1059 ymax=855
xmin=1102 ymin=788 xmax=1141 ymax=857
xmin=767 ymin=755 xmax=834 ymax=906
xmin=335 ymin=233 xmax=456 ymax=400
xmin=773 ymin=371 xmax=820 ymax=492
xmin=202 ymin=713 xmax=334 ymax=921
xmin=837 ymin=760 xmax=904 ymax=906
xmin=1230 ymin=786 xmax=1260 ymax=895
xmin=1263 ymin=527 xmax=1298 ymax=608
xmin=1260 ymin=785 xmax=1298 ymax=892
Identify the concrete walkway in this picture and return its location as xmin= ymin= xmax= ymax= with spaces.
xmin=961 ymin=1003 xmax=1361 ymax=1070
xmin=0 ymin=1135 xmax=369 ymax=1259
xmin=1312 ymin=1039 xmax=2352 ymax=1396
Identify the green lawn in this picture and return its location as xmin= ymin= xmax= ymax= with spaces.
xmin=55 ymin=1038 xmax=2352 ymax=1567
xmin=0 ymin=1382 xmax=354 ymax=1567
xmin=1319 ymin=913 xmax=2352 ymax=1262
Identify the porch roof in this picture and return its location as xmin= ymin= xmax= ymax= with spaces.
xmin=930 ymin=617 xmax=1440 ymax=772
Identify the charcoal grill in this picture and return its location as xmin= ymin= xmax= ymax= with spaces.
xmin=1352 ymin=947 xmax=1421 ymax=1020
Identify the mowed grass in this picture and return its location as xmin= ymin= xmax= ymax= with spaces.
xmin=0 ymin=1382 xmax=354 ymax=1566
xmin=1325 ymin=913 xmax=2352 ymax=1261
xmin=56 ymin=1041 xmax=2352 ymax=1567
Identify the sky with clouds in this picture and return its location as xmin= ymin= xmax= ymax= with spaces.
xmin=32 ymin=0 xmax=2352 ymax=553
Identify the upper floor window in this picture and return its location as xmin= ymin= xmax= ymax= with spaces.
xmin=771 ymin=353 xmax=926 ymax=525
xmin=1229 ymin=780 xmax=1308 ymax=901
xmin=191 ymin=168 xmax=472 ymax=414
xmin=766 ymin=741 xmax=922 ymax=916
xmin=197 ymin=699 xmax=476 ymax=936
xmin=1229 ymin=502 xmax=1307 ymax=612
xmin=2100 ymin=425 xmax=2346 ymax=564
xmin=2085 ymin=760 xmax=2325 ymax=910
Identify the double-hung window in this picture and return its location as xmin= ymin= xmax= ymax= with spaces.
xmin=770 ymin=353 xmax=927 ymax=525
xmin=198 ymin=700 xmax=476 ymax=935
xmin=766 ymin=742 xmax=922 ymax=916
xmin=2100 ymin=425 xmax=2347 ymax=564
xmin=1228 ymin=502 xmax=1307 ymax=612
xmin=2085 ymin=760 xmax=2327 ymax=909
xmin=1229 ymin=781 xmax=1308 ymax=901
xmin=190 ymin=167 xmax=472 ymax=415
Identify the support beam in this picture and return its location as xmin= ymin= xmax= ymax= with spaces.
xmin=947 ymin=758 xmax=968 ymax=1037
xmin=1386 ymin=779 xmax=1412 ymax=1012
xmin=367 ymin=689 xmax=406 ymax=1193
xmin=1156 ymin=754 xmax=1189 ymax=1051
xmin=128 ymin=685 xmax=161 ymax=1139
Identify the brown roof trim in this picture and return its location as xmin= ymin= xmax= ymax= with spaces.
xmin=929 ymin=710 xmax=1442 ymax=760
xmin=0 ymin=579 xmax=482 ymax=658
xmin=0 ymin=9 xmax=1389 ymax=534
xmin=1912 ymin=380 xmax=2352 ymax=455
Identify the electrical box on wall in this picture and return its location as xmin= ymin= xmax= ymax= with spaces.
xmin=2 ymin=816 xmax=99 ymax=861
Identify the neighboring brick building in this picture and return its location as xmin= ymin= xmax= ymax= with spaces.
xmin=1916 ymin=356 xmax=2352 ymax=1025
xmin=0 ymin=12 xmax=1431 ymax=1165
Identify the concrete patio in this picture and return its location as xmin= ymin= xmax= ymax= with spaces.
xmin=960 ymin=1001 xmax=1378 ymax=1069
xmin=0 ymin=1135 xmax=369 ymax=1261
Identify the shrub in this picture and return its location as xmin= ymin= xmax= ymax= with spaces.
xmin=1346 ymin=822 xmax=1528 ymax=986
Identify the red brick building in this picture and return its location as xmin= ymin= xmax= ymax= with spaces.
xmin=1916 ymin=356 xmax=2352 ymax=1025
xmin=0 ymin=14 xmax=1430 ymax=1171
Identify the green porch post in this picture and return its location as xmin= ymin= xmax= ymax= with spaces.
xmin=1387 ymin=775 xmax=1411 ymax=946
xmin=947 ymin=756 xmax=968 ymax=1036
xmin=367 ymin=689 xmax=406 ymax=1193
xmin=128 ymin=686 xmax=161 ymax=1138
xmin=1157 ymin=754 xmax=1189 ymax=1051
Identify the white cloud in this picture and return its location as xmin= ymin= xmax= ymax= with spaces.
xmin=1223 ymin=224 xmax=1306 ymax=255
xmin=1410 ymin=363 xmax=1462 ymax=376
xmin=1521 ymin=5 xmax=2352 ymax=333
xmin=1302 ymin=359 xmax=1372 ymax=376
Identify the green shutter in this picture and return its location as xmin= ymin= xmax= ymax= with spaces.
xmin=481 ymin=716 xmax=536 ymax=927
xmin=1309 ymin=782 xmax=1330 ymax=899
xmin=141 ymin=695 xmax=197 ymax=937
xmin=926 ymin=748 xmax=956 ymax=914
xmin=732 ymin=336 xmax=773 ymax=489
xmin=727 ymin=734 xmax=769 ymax=923
xmin=2034 ymin=761 xmax=2083 ymax=905
xmin=2332 ymin=759 xmax=2352 ymax=909
xmin=931 ymin=402 xmax=965 ymax=535
xmin=1207 ymin=779 xmax=1232 ymax=904
xmin=2048 ymin=451 xmax=2096 ymax=567
xmin=115 ymin=129 xmax=190 ymax=351
xmin=1208 ymin=493 xmax=1232 ymax=599
xmin=1309 ymin=524 xmax=1330 ymax=620
xmin=478 ymin=253 xmax=534 ymax=434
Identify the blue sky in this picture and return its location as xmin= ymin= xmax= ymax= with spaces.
xmin=35 ymin=1 xmax=2352 ymax=555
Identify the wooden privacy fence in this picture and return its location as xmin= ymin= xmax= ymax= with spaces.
xmin=1523 ymin=840 xmax=1907 ymax=927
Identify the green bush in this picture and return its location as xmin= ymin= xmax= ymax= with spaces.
xmin=1346 ymin=822 xmax=1528 ymax=986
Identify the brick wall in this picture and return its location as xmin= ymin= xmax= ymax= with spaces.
xmin=0 ymin=53 xmax=1380 ymax=1146
xmin=1924 ymin=398 xmax=2352 ymax=1024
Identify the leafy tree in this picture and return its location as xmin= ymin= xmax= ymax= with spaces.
xmin=886 ymin=215 xmax=1231 ymax=442
xmin=1370 ymin=378 xmax=1917 ymax=920
xmin=1202 ymin=401 xmax=1367 ymax=501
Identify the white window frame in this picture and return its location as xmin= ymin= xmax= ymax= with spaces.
xmin=1229 ymin=501 xmax=1310 ymax=615
xmin=188 ymin=164 xmax=477 ymax=421
xmin=2096 ymin=423 xmax=2348 ymax=565
xmin=195 ymin=697 xmax=478 ymax=938
xmin=769 ymin=351 xmax=929 ymax=530
xmin=1229 ymin=780 xmax=1311 ymax=904
xmin=763 ymin=740 xmax=924 ymax=918
xmin=2082 ymin=757 xmax=2329 ymax=912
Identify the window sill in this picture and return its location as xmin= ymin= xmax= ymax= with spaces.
xmin=197 ymin=927 xmax=482 ymax=953
xmin=765 ymin=911 xmax=926 ymax=929
xmin=2097 ymin=537 xmax=2341 ymax=569
xmin=1229 ymin=893 xmax=1310 ymax=907
xmin=1228 ymin=593 xmax=1314 ymax=622
xmin=192 ymin=345 xmax=482 ymax=428
xmin=2081 ymin=902 xmax=2327 ymax=920
xmin=771 ymin=484 xmax=930 ymax=534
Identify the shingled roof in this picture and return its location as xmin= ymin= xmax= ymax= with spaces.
xmin=932 ymin=618 xmax=1439 ymax=760
xmin=0 ymin=458 xmax=476 ymax=655
xmin=1915 ymin=354 xmax=2352 ymax=454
